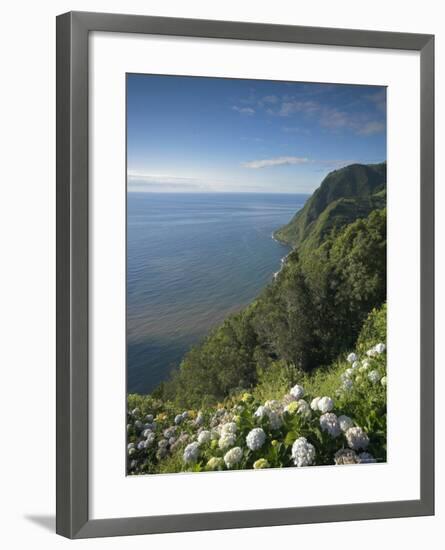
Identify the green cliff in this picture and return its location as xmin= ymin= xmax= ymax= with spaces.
xmin=274 ymin=162 xmax=386 ymax=250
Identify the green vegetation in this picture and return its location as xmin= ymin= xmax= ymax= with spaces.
xmin=128 ymin=161 xmax=387 ymax=474
xmin=274 ymin=161 xmax=386 ymax=249
xmin=155 ymin=201 xmax=386 ymax=409
xmin=127 ymin=304 xmax=387 ymax=474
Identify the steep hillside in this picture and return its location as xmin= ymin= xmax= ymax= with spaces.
xmin=150 ymin=161 xmax=387 ymax=410
xmin=156 ymin=208 xmax=386 ymax=408
xmin=274 ymin=162 xmax=386 ymax=248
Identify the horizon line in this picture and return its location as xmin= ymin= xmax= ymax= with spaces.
xmin=127 ymin=190 xmax=312 ymax=195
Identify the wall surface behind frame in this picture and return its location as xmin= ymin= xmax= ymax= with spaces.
xmin=0 ymin=0 xmax=442 ymax=548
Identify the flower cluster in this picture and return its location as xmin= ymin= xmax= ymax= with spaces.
xmin=291 ymin=437 xmax=316 ymax=467
xmin=246 ymin=428 xmax=266 ymax=451
xmin=224 ymin=447 xmax=243 ymax=469
xmin=126 ymin=341 xmax=386 ymax=475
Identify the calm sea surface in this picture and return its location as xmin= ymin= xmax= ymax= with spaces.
xmin=127 ymin=192 xmax=308 ymax=394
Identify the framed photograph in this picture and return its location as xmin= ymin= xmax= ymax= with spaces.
xmin=56 ymin=11 xmax=434 ymax=538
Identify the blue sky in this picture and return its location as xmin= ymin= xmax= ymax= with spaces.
xmin=127 ymin=74 xmax=386 ymax=194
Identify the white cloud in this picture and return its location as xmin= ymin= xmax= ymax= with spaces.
xmin=258 ymin=95 xmax=278 ymax=106
xmin=232 ymin=106 xmax=255 ymax=115
xmin=319 ymin=108 xmax=350 ymax=129
xmin=241 ymin=156 xmax=309 ymax=169
xmin=275 ymin=100 xmax=319 ymax=117
xmin=356 ymin=121 xmax=386 ymax=136
xmin=265 ymin=97 xmax=385 ymax=136
xmin=366 ymin=89 xmax=387 ymax=112
xmin=320 ymin=107 xmax=385 ymax=136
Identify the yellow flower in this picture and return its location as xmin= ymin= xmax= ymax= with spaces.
xmin=155 ymin=413 xmax=167 ymax=422
xmin=271 ymin=439 xmax=278 ymax=447
xmin=284 ymin=401 xmax=299 ymax=414
xmin=253 ymin=458 xmax=269 ymax=469
xmin=187 ymin=410 xmax=197 ymax=419
xmin=206 ymin=457 xmax=224 ymax=471
xmin=241 ymin=392 xmax=253 ymax=403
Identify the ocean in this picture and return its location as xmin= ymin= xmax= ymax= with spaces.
xmin=127 ymin=192 xmax=308 ymax=394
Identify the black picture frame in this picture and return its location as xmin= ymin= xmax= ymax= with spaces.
xmin=56 ymin=11 xmax=435 ymax=539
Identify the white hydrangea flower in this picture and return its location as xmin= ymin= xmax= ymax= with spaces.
xmin=320 ymin=413 xmax=341 ymax=437
xmin=368 ymin=370 xmax=381 ymax=384
xmin=268 ymin=410 xmax=283 ymax=430
xmin=219 ymin=433 xmax=236 ymax=450
xmin=134 ymin=420 xmax=142 ymax=429
xmin=195 ymin=412 xmax=204 ymax=426
xmin=310 ymin=397 xmax=321 ymax=411
xmin=291 ymin=437 xmax=316 ymax=467
xmin=297 ymin=399 xmax=311 ymax=417
xmin=347 ymin=352 xmax=357 ymax=364
xmin=318 ymin=396 xmax=334 ymax=413
xmin=174 ymin=414 xmax=183 ymax=425
xmin=345 ymin=427 xmax=370 ymax=450
xmin=381 ymin=376 xmax=387 ymax=387
xmin=145 ymin=414 xmax=154 ymax=423
xmin=163 ymin=426 xmax=177 ymax=439
xmin=358 ymin=452 xmax=377 ymax=464
xmin=145 ymin=432 xmax=156 ymax=447
xmin=290 ymin=384 xmax=304 ymax=400
xmin=334 ymin=448 xmax=359 ymax=465
xmin=246 ymin=428 xmax=266 ymax=451
xmin=374 ymin=343 xmax=386 ymax=354
xmin=342 ymin=379 xmax=353 ymax=391
xmin=338 ymin=415 xmax=354 ymax=432
xmin=254 ymin=405 xmax=282 ymax=429
xmin=221 ymin=421 xmax=237 ymax=435
xmin=254 ymin=405 xmax=268 ymax=418
xmin=197 ymin=430 xmax=212 ymax=445
xmin=366 ymin=348 xmax=377 ymax=358
xmin=131 ymin=408 xmax=140 ymax=416
xmin=183 ymin=442 xmax=200 ymax=464
xmin=264 ymin=400 xmax=281 ymax=411
xmin=182 ymin=411 xmax=189 ymax=420
xmin=351 ymin=360 xmax=360 ymax=370
xmin=224 ymin=447 xmax=243 ymax=469
xmin=127 ymin=442 xmax=136 ymax=451
xmin=362 ymin=359 xmax=371 ymax=368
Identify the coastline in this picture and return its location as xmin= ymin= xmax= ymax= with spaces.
xmin=271 ymin=231 xmax=292 ymax=280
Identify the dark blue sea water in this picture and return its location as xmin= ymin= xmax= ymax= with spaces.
xmin=127 ymin=192 xmax=308 ymax=394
